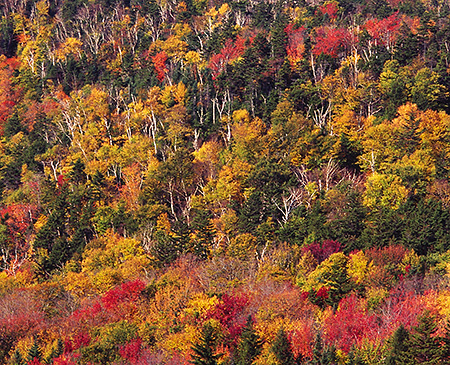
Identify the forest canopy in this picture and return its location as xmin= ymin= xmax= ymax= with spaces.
xmin=1 ymin=0 xmax=450 ymax=363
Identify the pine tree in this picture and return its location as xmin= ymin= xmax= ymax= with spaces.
xmin=271 ymin=329 xmax=296 ymax=365
xmin=190 ymin=324 xmax=223 ymax=365
xmin=385 ymin=324 xmax=409 ymax=365
xmin=45 ymin=339 xmax=64 ymax=363
xmin=234 ymin=316 xmax=263 ymax=365
xmin=27 ymin=340 xmax=42 ymax=363
xmin=152 ymin=229 xmax=182 ymax=267
xmin=312 ymin=333 xmax=324 ymax=365
xmin=441 ymin=320 xmax=450 ymax=362
xmin=190 ymin=208 xmax=215 ymax=259
xmin=311 ymin=333 xmax=337 ymax=365
xmin=347 ymin=347 xmax=366 ymax=365
xmin=397 ymin=311 xmax=443 ymax=364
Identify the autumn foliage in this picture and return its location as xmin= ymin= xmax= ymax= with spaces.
xmin=208 ymin=36 xmax=249 ymax=79
xmin=0 ymin=0 xmax=450 ymax=363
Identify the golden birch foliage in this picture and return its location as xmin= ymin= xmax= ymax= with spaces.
xmin=392 ymin=149 xmax=436 ymax=186
xmin=90 ymin=143 xmax=120 ymax=176
xmin=401 ymin=249 xmax=420 ymax=272
xmin=365 ymin=287 xmax=389 ymax=310
xmin=80 ymin=233 xmax=150 ymax=293
xmin=172 ymin=81 xmax=187 ymax=105
xmin=436 ymin=289 xmax=450 ymax=319
xmin=156 ymin=212 xmax=173 ymax=235
xmin=232 ymin=109 xmax=251 ymax=123
xmin=258 ymin=244 xmax=304 ymax=282
xmin=90 ymin=267 xmax=123 ymax=293
xmin=119 ymin=134 xmax=154 ymax=169
xmin=120 ymin=163 xmax=144 ymax=211
xmin=212 ymin=208 xmax=239 ymax=249
xmin=161 ymin=324 xmax=200 ymax=354
xmin=184 ymin=292 xmax=219 ymax=319
xmin=63 ymin=271 xmax=95 ymax=298
xmin=227 ymin=233 xmax=258 ymax=260
xmin=363 ymin=173 xmax=409 ymax=210
xmin=347 ymin=250 xmax=373 ymax=285
xmin=202 ymin=4 xmax=230 ymax=34
xmin=14 ymin=0 xmax=54 ymax=75
xmin=300 ymin=252 xmax=349 ymax=292
xmin=203 ymin=164 xmax=243 ymax=211
xmin=151 ymin=23 xmax=190 ymax=60
xmin=145 ymin=267 xmax=199 ymax=339
xmin=232 ymin=115 xmax=267 ymax=162
xmin=184 ymin=50 xmax=203 ymax=66
xmin=193 ymin=139 xmax=222 ymax=181
xmin=83 ymin=87 xmax=110 ymax=122
xmin=55 ymin=37 xmax=83 ymax=62
xmin=359 ymin=121 xmax=398 ymax=172
xmin=418 ymin=108 xmax=450 ymax=161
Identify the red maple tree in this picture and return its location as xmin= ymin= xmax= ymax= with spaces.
xmin=285 ymin=24 xmax=307 ymax=67
xmin=313 ymin=27 xmax=351 ymax=58
xmin=152 ymin=51 xmax=168 ymax=82
xmin=364 ymin=13 xmax=402 ymax=50
xmin=208 ymin=36 xmax=249 ymax=79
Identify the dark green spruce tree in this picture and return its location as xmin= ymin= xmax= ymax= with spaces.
xmin=396 ymin=311 xmax=444 ymax=364
xmin=234 ymin=316 xmax=263 ymax=365
xmin=271 ymin=328 xmax=301 ymax=365
xmin=311 ymin=333 xmax=337 ymax=365
xmin=385 ymin=324 xmax=409 ymax=365
xmin=27 ymin=340 xmax=42 ymax=363
xmin=190 ymin=323 xmax=223 ymax=365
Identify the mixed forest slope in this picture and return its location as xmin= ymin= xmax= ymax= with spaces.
xmin=2 ymin=0 xmax=450 ymax=363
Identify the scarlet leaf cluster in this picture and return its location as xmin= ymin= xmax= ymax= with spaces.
xmin=319 ymin=2 xmax=339 ymax=19
xmin=364 ymin=13 xmax=402 ymax=48
xmin=119 ymin=338 xmax=143 ymax=364
xmin=152 ymin=51 xmax=168 ymax=82
xmin=207 ymin=293 xmax=249 ymax=346
xmin=313 ymin=27 xmax=351 ymax=57
xmin=302 ymin=239 xmax=341 ymax=263
xmin=285 ymin=24 xmax=306 ymax=66
xmin=0 ymin=57 xmax=20 ymax=135
xmin=208 ymin=36 xmax=248 ymax=79
xmin=101 ymin=279 xmax=146 ymax=310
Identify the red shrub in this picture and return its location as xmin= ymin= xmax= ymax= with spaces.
xmin=302 ymin=240 xmax=341 ymax=263
xmin=120 ymin=338 xmax=143 ymax=364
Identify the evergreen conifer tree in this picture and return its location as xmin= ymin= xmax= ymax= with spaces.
xmin=27 ymin=340 xmax=42 ymax=363
xmin=271 ymin=329 xmax=296 ymax=365
xmin=190 ymin=323 xmax=223 ymax=365
xmin=311 ymin=333 xmax=337 ymax=365
xmin=11 ymin=350 xmax=24 ymax=365
xmin=234 ymin=316 xmax=263 ymax=365
xmin=46 ymin=339 xmax=64 ymax=363
xmin=385 ymin=324 xmax=409 ymax=365
xmin=397 ymin=311 xmax=443 ymax=364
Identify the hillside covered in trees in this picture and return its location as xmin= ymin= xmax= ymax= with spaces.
xmin=2 ymin=0 xmax=450 ymax=363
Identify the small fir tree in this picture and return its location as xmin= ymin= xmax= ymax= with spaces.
xmin=385 ymin=324 xmax=409 ymax=365
xmin=190 ymin=323 xmax=223 ymax=365
xmin=234 ymin=316 xmax=263 ymax=365
xmin=271 ymin=329 xmax=296 ymax=365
